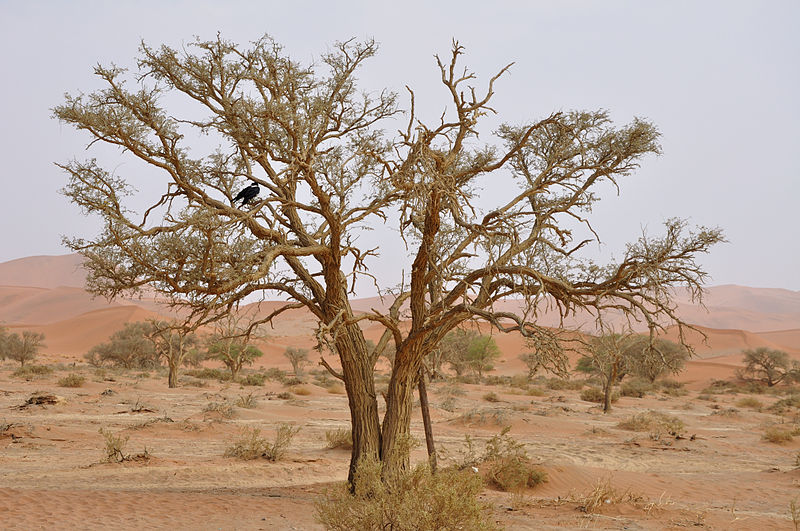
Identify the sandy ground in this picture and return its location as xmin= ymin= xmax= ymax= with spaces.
xmin=2 ymin=362 xmax=800 ymax=530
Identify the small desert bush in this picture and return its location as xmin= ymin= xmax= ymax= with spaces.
xmin=735 ymin=397 xmax=763 ymax=410
xmin=58 ymin=373 xmax=86 ymax=388
xmin=526 ymin=386 xmax=546 ymax=397
xmin=225 ymin=424 xmax=300 ymax=461
xmin=290 ymin=384 xmax=312 ymax=396
xmin=547 ymin=378 xmax=584 ymax=391
xmin=762 ymin=425 xmax=800 ymax=444
xmin=452 ymin=408 xmax=507 ymax=426
xmin=185 ymin=368 xmax=229 ymax=380
xmin=235 ymin=393 xmax=258 ymax=409
xmin=483 ymin=426 xmax=548 ymax=492
xmin=315 ymin=460 xmax=495 ymax=531
xmin=325 ymin=428 xmax=353 ymax=449
xmin=509 ymin=374 xmax=529 ymax=389
xmin=326 ymin=382 xmax=345 ymax=394
xmin=620 ymin=378 xmax=653 ymax=398
xmin=438 ymin=382 xmax=466 ymax=397
xmin=239 ymin=373 xmax=267 ymax=386
xmin=768 ymin=395 xmax=800 ymax=414
xmin=617 ymin=411 xmax=685 ymax=439
xmin=438 ymin=396 xmax=457 ymax=412
xmin=12 ymin=364 xmax=53 ymax=379
xmin=203 ymin=401 xmax=236 ymax=419
xmin=483 ymin=391 xmax=500 ymax=403
xmin=264 ymin=367 xmax=288 ymax=383
xmin=276 ymin=391 xmax=292 ymax=399
xmin=580 ymin=387 xmax=619 ymax=404
xmin=99 ymin=427 xmax=130 ymax=463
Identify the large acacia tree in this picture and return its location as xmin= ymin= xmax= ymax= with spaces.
xmin=55 ymin=35 xmax=722 ymax=483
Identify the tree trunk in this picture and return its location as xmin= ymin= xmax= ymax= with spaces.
xmin=417 ymin=369 xmax=437 ymax=472
xmin=335 ymin=322 xmax=381 ymax=486
xmin=602 ymin=381 xmax=612 ymax=413
xmin=168 ymin=361 xmax=178 ymax=388
xmin=231 ymin=366 xmax=239 ymax=381
xmin=381 ymin=348 xmax=423 ymax=481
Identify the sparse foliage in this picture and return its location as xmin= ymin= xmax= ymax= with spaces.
xmin=205 ymin=311 xmax=265 ymax=380
xmin=56 ymin=34 xmax=723 ymax=485
xmin=284 ymin=347 xmax=310 ymax=379
xmin=737 ymin=348 xmax=798 ymax=387
xmin=85 ymin=321 xmax=159 ymax=369
xmin=4 ymin=331 xmax=46 ymax=367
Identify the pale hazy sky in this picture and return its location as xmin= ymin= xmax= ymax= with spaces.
xmin=1 ymin=1 xmax=798 ymax=290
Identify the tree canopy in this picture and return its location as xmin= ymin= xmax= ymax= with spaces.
xmin=55 ymin=35 xmax=723 ymax=483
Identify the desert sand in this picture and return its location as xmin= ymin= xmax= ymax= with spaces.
xmin=2 ymin=255 xmax=800 ymax=530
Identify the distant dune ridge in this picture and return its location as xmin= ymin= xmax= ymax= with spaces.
xmin=0 ymin=254 xmax=798 ymax=364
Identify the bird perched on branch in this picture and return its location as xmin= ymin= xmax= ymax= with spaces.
xmin=233 ymin=183 xmax=260 ymax=206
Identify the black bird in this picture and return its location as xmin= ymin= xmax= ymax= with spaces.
xmin=233 ymin=183 xmax=260 ymax=206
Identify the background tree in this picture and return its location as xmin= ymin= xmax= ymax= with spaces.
xmin=56 ymin=35 xmax=723 ymax=484
xmin=146 ymin=320 xmax=199 ymax=388
xmin=578 ymin=332 xmax=639 ymax=413
xmin=284 ymin=347 xmax=310 ymax=380
xmin=85 ymin=321 xmax=159 ymax=369
xmin=465 ymin=335 xmax=500 ymax=378
xmin=205 ymin=312 xmax=264 ymax=380
xmin=737 ymin=348 xmax=798 ymax=387
xmin=5 ymin=331 xmax=46 ymax=367
xmin=439 ymin=329 xmax=479 ymax=377
xmin=626 ymin=337 xmax=689 ymax=382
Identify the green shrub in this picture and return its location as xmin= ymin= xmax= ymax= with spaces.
xmin=238 ymin=373 xmax=266 ymax=386
xmin=580 ymin=387 xmax=619 ymax=404
xmin=185 ymin=368 xmax=229 ymax=380
xmin=264 ymin=367 xmax=288 ymax=383
xmin=620 ymin=378 xmax=653 ymax=398
xmin=315 ymin=460 xmax=495 ymax=531
xmin=58 ymin=373 xmax=86 ymax=388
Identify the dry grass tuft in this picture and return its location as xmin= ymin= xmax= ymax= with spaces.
xmin=571 ymin=477 xmax=647 ymax=513
xmin=290 ymin=384 xmax=312 ymax=396
xmin=58 ymin=374 xmax=86 ymax=388
xmin=325 ymin=428 xmax=353 ymax=449
xmin=326 ymin=383 xmax=345 ymax=394
xmin=315 ymin=460 xmax=496 ymax=530
xmin=617 ymin=410 xmax=684 ymax=440
xmin=225 ymin=424 xmax=300 ymax=461
xmin=235 ymin=393 xmax=258 ymax=409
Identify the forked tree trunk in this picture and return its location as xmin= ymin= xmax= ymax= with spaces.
xmin=335 ymin=322 xmax=382 ymax=485
xmin=380 ymin=347 xmax=423 ymax=481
